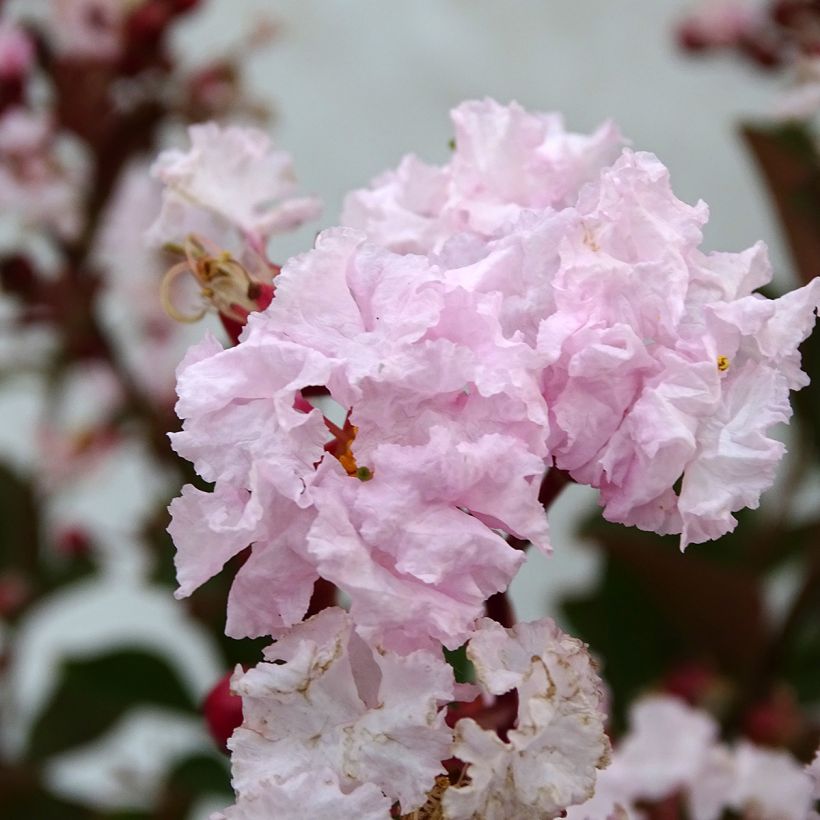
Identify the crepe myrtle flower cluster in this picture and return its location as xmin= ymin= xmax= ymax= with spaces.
xmin=567 ymin=695 xmax=820 ymax=819
xmin=154 ymin=101 xmax=820 ymax=817
xmin=677 ymin=0 xmax=820 ymax=119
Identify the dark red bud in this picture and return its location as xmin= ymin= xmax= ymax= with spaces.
xmin=739 ymin=36 xmax=784 ymax=69
xmin=125 ymin=2 xmax=171 ymax=44
xmin=676 ymin=22 xmax=712 ymax=53
xmin=0 ymin=255 xmax=36 ymax=298
xmin=662 ymin=661 xmax=716 ymax=706
xmin=0 ymin=572 xmax=30 ymax=618
xmin=203 ymin=671 xmax=243 ymax=753
xmin=56 ymin=527 xmax=92 ymax=558
xmin=741 ymin=689 xmax=801 ymax=747
xmin=170 ymin=0 xmax=201 ymax=14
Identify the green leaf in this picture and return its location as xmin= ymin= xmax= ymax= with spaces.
xmin=443 ymin=643 xmax=474 ymax=685
xmin=563 ymin=554 xmax=683 ymax=729
xmin=0 ymin=460 xmax=40 ymax=575
xmin=26 ymin=649 xmax=198 ymax=761
xmin=165 ymin=753 xmax=232 ymax=797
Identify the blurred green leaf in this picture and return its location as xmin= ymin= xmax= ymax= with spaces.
xmin=26 ymin=649 xmax=197 ymax=761
xmin=0 ymin=461 xmax=40 ymax=574
xmin=563 ymin=554 xmax=683 ymax=729
xmin=566 ymin=513 xmax=771 ymax=726
xmin=0 ymin=763 xmax=95 ymax=820
xmin=165 ymin=753 xmax=232 ymax=797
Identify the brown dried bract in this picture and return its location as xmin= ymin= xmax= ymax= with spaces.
xmin=400 ymin=775 xmax=451 ymax=820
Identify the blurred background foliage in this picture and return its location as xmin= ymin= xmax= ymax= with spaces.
xmin=0 ymin=1 xmax=818 ymax=819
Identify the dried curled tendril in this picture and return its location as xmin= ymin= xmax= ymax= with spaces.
xmin=160 ymin=235 xmax=274 ymax=324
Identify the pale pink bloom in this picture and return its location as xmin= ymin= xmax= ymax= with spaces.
xmin=679 ymin=1 xmax=761 ymax=47
xmin=810 ymin=748 xmax=820 ymax=799
xmin=686 ymin=745 xmax=738 ymax=820
xmin=443 ymin=618 xmax=610 ymax=819
xmin=609 ymin=695 xmax=719 ymax=801
xmin=168 ymin=332 xmax=330 ymax=633
xmin=344 ymin=102 xmax=820 ymax=548
xmin=247 ymin=227 xmax=551 ymax=463
xmin=0 ymin=21 xmax=34 ymax=79
xmin=95 ymin=160 xmax=205 ymax=401
xmin=211 ymin=770 xmax=391 ymax=820
xmin=306 ymin=430 xmax=540 ymax=652
xmin=343 ymin=98 xmax=622 ymax=254
xmin=533 ymin=150 xmax=820 ymax=546
xmin=572 ymin=697 xmax=816 ymax=820
xmin=35 ymin=360 xmax=123 ymax=488
xmin=0 ymin=108 xmax=86 ymax=239
xmin=727 ymin=741 xmax=815 ymax=820
xmin=50 ymin=0 xmax=125 ymax=60
xmin=227 ymin=608 xmax=453 ymax=813
xmin=563 ymin=766 xmax=637 ymax=820
xmin=148 ymin=123 xmax=321 ymax=253
xmin=169 ymin=228 xmax=551 ymax=650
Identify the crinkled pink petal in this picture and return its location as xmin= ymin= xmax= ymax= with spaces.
xmin=343 ymin=98 xmax=622 ymax=254
xmin=149 ymin=123 xmax=320 ymax=248
xmin=224 ymin=503 xmax=318 ymax=638
xmin=228 ymin=608 xmax=453 ymax=812
xmin=444 ymin=618 xmax=609 ymax=819
xmin=307 ymin=467 xmax=524 ymax=653
xmin=211 ymin=769 xmax=391 ymax=820
xmin=169 ymin=483 xmax=264 ymax=599
xmin=450 ymin=98 xmax=623 ymax=215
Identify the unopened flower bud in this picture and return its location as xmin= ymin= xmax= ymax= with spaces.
xmin=203 ymin=670 xmax=243 ymax=753
xmin=125 ymin=1 xmax=171 ymax=45
xmin=741 ymin=687 xmax=802 ymax=747
xmin=56 ymin=526 xmax=92 ymax=559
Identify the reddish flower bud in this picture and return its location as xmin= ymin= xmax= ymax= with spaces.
xmin=56 ymin=526 xmax=92 ymax=559
xmin=0 ymin=572 xmax=30 ymax=618
xmin=676 ymin=22 xmax=712 ymax=53
xmin=203 ymin=670 xmax=243 ymax=753
xmin=741 ymin=687 xmax=801 ymax=747
xmin=739 ymin=35 xmax=784 ymax=69
xmin=125 ymin=2 xmax=171 ymax=45
xmin=771 ymin=0 xmax=817 ymax=26
xmin=170 ymin=0 xmax=201 ymax=14
xmin=662 ymin=661 xmax=717 ymax=706
xmin=0 ymin=255 xmax=36 ymax=299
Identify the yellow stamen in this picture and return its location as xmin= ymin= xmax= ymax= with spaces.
xmin=717 ymin=355 xmax=730 ymax=372
xmin=160 ymin=234 xmax=270 ymax=324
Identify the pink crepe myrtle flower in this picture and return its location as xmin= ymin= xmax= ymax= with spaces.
xmin=148 ymin=123 xmax=321 ymax=255
xmin=605 ymin=695 xmax=719 ymax=802
xmin=570 ymin=695 xmax=817 ymax=820
xmin=342 ymin=103 xmax=820 ymax=547
xmin=726 ymin=741 xmax=816 ymax=820
xmin=343 ymin=98 xmax=622 ymax=255
xmin=50 ymin=0 xmax=127 ymax=60
xmin=676 ymin=1 xmax=761 ymax=50
xmin=158 ymin=101 xmax=820 ymax=814
xmin=443 ymin=618 xmax=610 ymax=819
xmin=168 ymin=227 xmax=552 ymax=652
xmin=222 ymin=607 xmax=453 ymax=815
xmin=809 ymin=747 xmax=820 ymax=799
xmin=0 ymin=108 xmax=87 ymax=239
xmin=211 ymin=770 xmax=391 ymax=820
